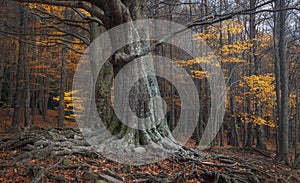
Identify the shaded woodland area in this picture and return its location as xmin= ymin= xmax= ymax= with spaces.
xmin=0 ymin=0 xmax=300 ymax=182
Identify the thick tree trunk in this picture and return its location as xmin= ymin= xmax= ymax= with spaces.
xmin=195 ymin=79 xmax=204 ymax=146
xmin=90 ymin=1 xmax=182 ymax=164
xmin=89 ymin=5 xmax=111 ymax=128
xmin=278 ymin=0 xmax=289 ymax=164
xmin=256 ymin=125 xmax=266 ymax=150
xmin=226 ymin=18 xmax=240 ymax=148
xmin=244 ymin=121 xmax=254 ymax=147
xmin=38 ymin=77 xmax=48 ymax=122
xmin=253 ymin=3 xmax=266 ymax=150
xmin=12 ymin=4 xmax=25 ymax=127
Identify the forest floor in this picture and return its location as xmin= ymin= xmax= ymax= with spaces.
xmin=0 ymin=107 xmax=300 ymax=183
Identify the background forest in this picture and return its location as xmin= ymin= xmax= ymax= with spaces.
xmin=0 ymin=0 xmax=300 ymax=182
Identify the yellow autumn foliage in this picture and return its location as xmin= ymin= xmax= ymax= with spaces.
xmin=238 ymin=74 xmax=276 ymax=127
xmin=220 ymin=41 xmax=253 ymax=56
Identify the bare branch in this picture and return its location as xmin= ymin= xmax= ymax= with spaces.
xmin=72 ymin=8 xmax=103 ymax=26
xmin=31 ymin=8 xmax=91 ymax=32
xmin=14 ymin=0 xmax=110 ymax=26
xmin=0 ymin=30 xmax=87 ymax=55
xmin=114 ymin=0 xmax=299 ymax=64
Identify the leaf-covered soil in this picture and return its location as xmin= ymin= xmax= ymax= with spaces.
xmin=0 ymin=107 xmax=299 ymax=182
xmin=0 ymin=127 xmax=299 ymax=183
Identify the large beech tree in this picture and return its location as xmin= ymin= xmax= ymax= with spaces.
xmin=14 ymin=0 xmax=185 ymax=161
xmin=12 ymin=0 xmax=291 ymax=163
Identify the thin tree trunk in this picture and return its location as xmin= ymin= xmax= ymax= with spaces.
xmin=23 ymin=8 xmax=30 ymax=128
xmin=273 ymin=0 xmax=281 ymax=156
xmin=220 ymin=124 xmax=224 ymax=147
xmin=31 ymin=90 xmax=35 ymax=125
xmin=8 ymin=59 xmax=15 ymax=107
xmin=244 ymin=0 xmax=257 ymax=148
xmin=169 ymin=6 xmax=175 ymax=131
xmin=43 ymin=77 xmax=48 ymax=121
xmin=58 ymin=47 xmax=66 ymax=127
xmin=295 ymin=89 xmax=299 ymax=163
xmin=58 ymin=10 xmax=70 ymax=127
xmin=256 ymin=108 xmax=266 ymax=150
xmin=230 ymin=92 xmax=239 ymax=147
xmin=218 ymin=0 xmax=224 ymax=147
xmin=226 ymin=11 xmax=239 ymax=147
xmin=195 ymin=79 xmax=204 ymax=146
xmin=0 ymin=46 xmax=4 ymax=102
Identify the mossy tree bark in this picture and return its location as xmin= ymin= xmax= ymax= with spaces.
xmin=89 ymin=1 xmax=179 ymax=155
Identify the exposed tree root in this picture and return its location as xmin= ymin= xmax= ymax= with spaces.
xmin=0 ymin=127 xmax=298 ymax=182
